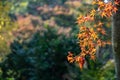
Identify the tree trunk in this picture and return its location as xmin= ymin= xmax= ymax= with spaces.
xmin=112 ymin=5 xmax=120 ymax=80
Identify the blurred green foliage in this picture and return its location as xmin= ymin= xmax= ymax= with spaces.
xmin=79 ymin=60 xmax=115 ymax=80
xmin=0 ymin=26 xmax=80 ymax=80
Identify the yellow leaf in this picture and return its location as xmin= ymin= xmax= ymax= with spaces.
xmin=90 ymin=9 xmax=96 ymax=17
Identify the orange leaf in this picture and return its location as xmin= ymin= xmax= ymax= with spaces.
xmin=78 ymin=57 xmax=85 ymax=69
xmin=114 ymin=1 xmax=120 ymax=5
xmin=90 ymin=55 xmax=96 ymax=61
xmin=113 ymin=6 xmax=118 ymax=13
xmin=90 ymin=9 xmax=96 ymax=17
xmin=101 ymin=12 xmax=107 ymax=17
xmin=67 ymin=52 xmax=74 ymax=63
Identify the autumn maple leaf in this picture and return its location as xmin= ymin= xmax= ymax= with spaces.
xmin=67 ymin=52 xmax=74 ymax=63
xmin=90 ymin=9 xmax=96 ymax=17
xmin=78 ymin=56 xmax=85 ymax=69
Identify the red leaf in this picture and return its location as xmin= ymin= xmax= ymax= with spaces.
xmin=78 ymin=57 xmax=85 ymax=69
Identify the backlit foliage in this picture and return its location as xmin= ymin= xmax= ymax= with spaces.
xmin=0 ymin=1 xmax=17 ymax=61
xmin=0 ymin=1 xmax=16 ymax=40
xmin=67 ymin=0 xmax=119 ymax=69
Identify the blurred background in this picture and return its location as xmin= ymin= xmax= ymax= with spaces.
xmin=0 ymin=0 xmax=115 ymax=80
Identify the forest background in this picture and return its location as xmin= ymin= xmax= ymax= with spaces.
xmin=0 ymin=0 xmax=115 ymax=80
